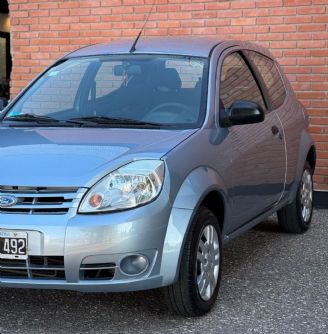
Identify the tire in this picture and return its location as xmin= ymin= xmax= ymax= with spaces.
xmin=277 ymin=161 xmax=313 ymax=234
xmin=163 ymin=206 xmax=222 ymax=317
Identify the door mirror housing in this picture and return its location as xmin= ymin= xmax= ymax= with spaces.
xmin=220 ymin=100 xmax=265 ymax=128
xmin=0 ymin=98 xmax=8 ymax=112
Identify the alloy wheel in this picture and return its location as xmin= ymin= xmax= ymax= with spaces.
xmin=300 ymin=168 xmax=313 ymax=223
xmin=196 ymin=224 xmax=220 ymax=301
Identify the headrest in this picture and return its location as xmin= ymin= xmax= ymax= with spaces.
xmin=153 ymin=68 xmax=182 ymax=92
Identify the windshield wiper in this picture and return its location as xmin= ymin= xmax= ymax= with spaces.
xmin=67 ymin=116 xmax=162 ymax=128
xmin=5 ymin=114 xmax=61 ymax=124
xmin=3 ymin=114 xmax=83 ymax=127
xmin=3 ymin=114 xmax=162 ymax=128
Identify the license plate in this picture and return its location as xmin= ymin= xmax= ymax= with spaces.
xmin=0 ymin=231 xmax=28 ymax=259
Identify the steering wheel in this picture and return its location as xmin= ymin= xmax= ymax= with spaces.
xmin=143 ymin=103 xmax=195 ymax=123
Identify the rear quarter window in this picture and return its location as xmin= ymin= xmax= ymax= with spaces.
xmin=246 ymin=51 xmax=286 ymax=110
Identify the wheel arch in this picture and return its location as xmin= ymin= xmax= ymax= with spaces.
xmin=199 ymin=190 xmax=225 ymax=233
xmin=306 ymin=145 xmax=316 ymax=174
xmin=287 ymin=130 xmax=316 ymax=203
xmin=160 ymin=167 xmax=229 ymax=286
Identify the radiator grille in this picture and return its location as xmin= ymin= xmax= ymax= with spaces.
xmin=0 ymin=186 xmax=85 ymax=215
xmin=0 ymin=256 xmax=65 ymax=280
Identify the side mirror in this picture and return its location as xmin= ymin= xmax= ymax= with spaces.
xmin=220 ymin=100 xmax=265 ymax=127
xmin=0 ymin=98 xmax=8 ymax=112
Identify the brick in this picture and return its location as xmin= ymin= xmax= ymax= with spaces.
xmin=39 ymin=2 xmax=59 ymax=9
xmin=80 ymin=1 xmax=101 ymax=7
xmin=59 ymin=2 xmax=80 ymax=9
xmin=39 ymin=17 xmax=60 ymax=24
xmin=80 ymin=16 xmax=101 ymax=23
xmin=283 ymin=32 xmax=312 ymax=41
xmin=156 ymin=5 xmax=180 ymax=12
xmin=168 ymin=12 xmax=191 ymax=19
xmin=192 ymin=27 xmax=217 ymax=35
xmin=180 ymin=3 xmax=204 ymax=11
xmin=270 ymin=25 xmax=296 ymax=32
xmin=157 ymin=21 xmax=180 ymax=28
xmin=217 ymin=26 xmax=243 ymax=34
xmin=256 ymin=0 xmax=283 ymax=7
xmin=311 ymin=50 xmax=328 ymax=57
xmin=181 ymin=20 xmax=205 ymax=28
xmin=19 ymin=3 xmax=38 ymax=10
xmin=167 ymin=28 xmax=191 ymax=35
xmin=257 ymin=33 xmax=283 ymax=41
xmin=243 ymin=8 xmax=269 ymax=17
xmin=312 ymin=32 xmax=328 ymax=40
xmin=284 ymin=16 xmax=312 ymax=24
xmin=30 ymin=10 xmax=49 ymax=17
xmin=284 ymin=0 xmax=311 ymax=5
xmin=297 ymin=58 xmax=326 ymax=65
xmin=257 ymin=16 xmax=283 ymax=24
xmin=205 ymin=19 xmax=231 ymax=27
xmin=244 ymin=26 xmax=269 ymax=33
xmin=313 ymin=16 xmax=328 ymax=23
xmin=297 ymin=6 xmax=326 ymax=14
xmin=298 ymin=24 xmax=327 ymax=32
xmin=270 ymin=41 xmax=297 ymax=48
xmin=297 ymin=40 xmax=327 ymax=48
xmin=91 ymin=7 xmax=112 ymax=15
xmin=192 ymin=11 xmax=217 ymax=19
xmin=205 ymin=3 xmax=230 ymax=10
xmin=231 ymin=18 xmax=256 ymax=25
xmin=69 ymin=8 xmax=91 ymax=16
xmin=270 ymin=7 xmax=296 ymax=15
xmin=231 ymin=1 xmax=256 ymax=9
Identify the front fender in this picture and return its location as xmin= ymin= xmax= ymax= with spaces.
xmin=160 ymin=167 xmax=228 ymax=286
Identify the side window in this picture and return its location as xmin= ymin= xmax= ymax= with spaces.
xmin=246 ymin=51 xmax=286 ymax=110
xmin=220 ymin=52 xmax=265 ymax=111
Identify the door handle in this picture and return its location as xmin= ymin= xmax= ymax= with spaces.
xmin=271 ymin=125 xmax=283 ymax=140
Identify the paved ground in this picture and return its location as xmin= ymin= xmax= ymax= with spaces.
xmin=0 ymin=209 xmax=327 ymax=334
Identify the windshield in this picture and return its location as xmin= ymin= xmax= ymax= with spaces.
xmin=3 ymin=55 xmax=208 ymax=129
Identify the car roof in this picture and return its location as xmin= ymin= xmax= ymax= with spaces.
xmin=64 ymin=37 xmax=224 ymax=58
xmin=64 ymin=37 xmax=273 ymax=60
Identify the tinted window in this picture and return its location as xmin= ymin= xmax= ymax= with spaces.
xmin=246 ymin=51 xmax=286 ymax=110
xmin=20 ymin=61 xmax=89 ymax=115
xmin=91 ymin=57 xmax=204 ymax=100
xmin=5 ymin=55 xmax=208 ymax=129
xmin=220 ymin=52 xmax=265 ymax=110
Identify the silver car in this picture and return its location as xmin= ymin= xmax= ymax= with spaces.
xmin=0 ymin=38 xmax=316 ymax=316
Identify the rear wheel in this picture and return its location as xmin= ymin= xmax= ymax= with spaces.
xmin=163 ymin=207 xmax=222 ymax=317
xmin=277 ymin=161 xmax=313 ymax=233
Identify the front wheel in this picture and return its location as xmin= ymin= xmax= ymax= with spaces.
xmin=163 ymin=207 xmax=222 ymax=317
xmin=277 ymin=161 xmax=313 ymax=234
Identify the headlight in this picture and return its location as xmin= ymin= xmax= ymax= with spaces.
xmin=79 ymin=160 xmax=164 ymax=213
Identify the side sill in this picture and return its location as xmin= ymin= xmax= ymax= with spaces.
xmin=223 ymin=199 xmax=288 ymax=244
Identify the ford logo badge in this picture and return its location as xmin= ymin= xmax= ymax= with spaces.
xmin=0 ymin=195 xmax=18 ymax=208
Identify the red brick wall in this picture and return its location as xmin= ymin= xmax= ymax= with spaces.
xmin=8 ymin=0 xmax=328 ymax=190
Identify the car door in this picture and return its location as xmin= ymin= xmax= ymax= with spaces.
xmin=217 ymin=50 xmax=286 ymax=233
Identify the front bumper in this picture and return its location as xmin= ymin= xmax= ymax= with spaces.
xmin=0 ymin=276 xmax=164 ymax=293
xmin=0 ymin=189 xmax=172 ymax=292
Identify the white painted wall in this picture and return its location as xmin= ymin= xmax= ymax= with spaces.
xmin=0 ymin=13 xmax=10 ymax=33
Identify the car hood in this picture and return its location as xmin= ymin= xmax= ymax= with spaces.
xmin=0 ymin=127 xmax=196 ymax=187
